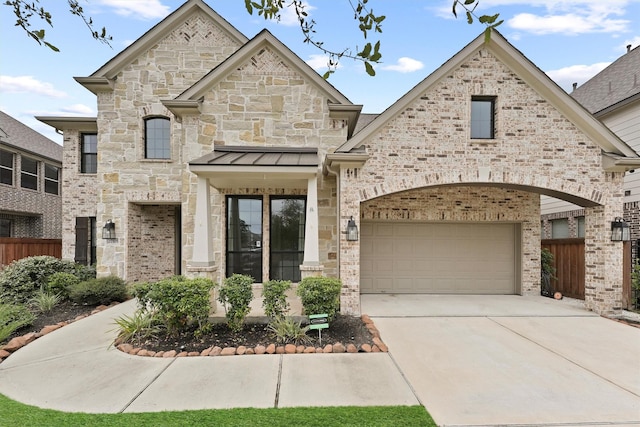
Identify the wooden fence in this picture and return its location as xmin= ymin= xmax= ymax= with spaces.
xmin=541 ymin=239 xmax=585 ymax=300
xmin=541 ymin=239 xmax=633 ymax=309
xmin=0 ymin=238 xmax=62 ymax=267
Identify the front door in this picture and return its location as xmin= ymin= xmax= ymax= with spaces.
xmin=226 ymin=196 xmax=262 ymax=282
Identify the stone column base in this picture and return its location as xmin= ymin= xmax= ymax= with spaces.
xmin=186 ymin=264 xmax=218 ymax=313
xmin=300 ymin=264 xmax=324 ymax=279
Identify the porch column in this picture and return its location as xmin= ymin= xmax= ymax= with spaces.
xmin=189 ymin=176 xmax=215 ymax=268
xmin=300 ymin=175 xmax=324 ymax=278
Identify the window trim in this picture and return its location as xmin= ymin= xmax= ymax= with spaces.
xmin=470 ymin=96 xmax=496 ymax=140
xmin=20 ymin=156 xmax=39 ymax=191
xmin=44 ymin=163 xmax=60 ymax=195
xmin=0 ymin=149 xmax=14 ymax=186
xmin=144 ymin=116 xmax=171 ymax=160
xmin=81 ymin=133 xmax=98 ymax=174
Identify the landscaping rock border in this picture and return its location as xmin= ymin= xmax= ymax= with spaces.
xmin=114 ymin=314 xmax=388 ymax=357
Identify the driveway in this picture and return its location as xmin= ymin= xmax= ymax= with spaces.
xmin=362 ymin=294 xmax=640 ymax=427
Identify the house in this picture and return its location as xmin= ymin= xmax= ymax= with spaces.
xmin=0 ymin=111 xmax=62 ymax=239
xmin=541 ymin=45 xmax=640 ymax=264
xmin=38 ymin=0 xmax=639 ymax=316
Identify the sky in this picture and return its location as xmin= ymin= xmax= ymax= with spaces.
xmin=1 ymin=0 xmax=639 ymax=144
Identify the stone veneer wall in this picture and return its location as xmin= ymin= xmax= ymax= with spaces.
xmin=337 ymin=47 xmax=625 ymax=315
xmin=95 ymin=12 xmax=243 ymax=278
xmin=181 ymin=45 xmax=347 ymax=283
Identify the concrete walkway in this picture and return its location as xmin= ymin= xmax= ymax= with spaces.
xmin=362 ymin=294 xmax=640 ymax=427
xmin=0 ymin=299 xmax=417 ymax=413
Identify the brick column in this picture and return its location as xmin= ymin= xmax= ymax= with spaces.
xmin=339 ymin=167 xmax=361 ymax=315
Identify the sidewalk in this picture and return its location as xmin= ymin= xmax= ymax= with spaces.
xmin=0 ymin=299 xmax=418 ymax=413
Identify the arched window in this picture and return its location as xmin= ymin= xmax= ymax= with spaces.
xmin=144 ymin=117 xmax=170 ymax=159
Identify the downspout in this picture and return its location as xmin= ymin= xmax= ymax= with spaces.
xmin=325 ymin=161 xmax=341 ymax=279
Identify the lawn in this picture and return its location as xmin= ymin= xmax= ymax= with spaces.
xmin=0 ymin=394 xmax=435 ymax=426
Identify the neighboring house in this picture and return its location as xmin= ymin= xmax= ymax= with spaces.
xmin=541 ymin=45 xmax=640 ymax=261
xmin=0 ymin=111 xmax=62 ymax=239
xmin=38 ymin=0 xmax=639 ymax=316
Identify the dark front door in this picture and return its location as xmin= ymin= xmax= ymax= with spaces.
xmin=226 ymin=196 xmax=262 ymax=282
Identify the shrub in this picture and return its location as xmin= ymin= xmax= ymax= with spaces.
xmin=73 ymin=264 xmax=97 ymax=282
xmin=0 ymin=256 xmax=77 ymax=304
xmin=262 ymin=279 xmax=291 ymax=320
xmin=113 ymin=311 xmax=163 ymax=345
xmin=0 ymin=303 xmax=35 ymax=343
xmin=68 ymin=276 xmax=129 ymax=306
xmin=218 ymin=274 xmax=254 ymax=332
xmin=296 ymin=276 xmax=342 ymax=320
xmin=29 ymin=288 xmax=61 ymax=314
xmin=47 ymin=272 xmax=80 ymax=300
xmin=267 ymin=316 xmax=311 ymax=345
xmin=132 ymin=276 xmax=215 ymax=336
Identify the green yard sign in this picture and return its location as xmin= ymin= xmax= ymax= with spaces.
xmin=308 ymin=314 xmax=329 ymax=345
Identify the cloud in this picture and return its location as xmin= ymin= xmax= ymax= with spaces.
xmin=26 ymin=104 xmax=96 ymax=117
xmin=305 ymin=54 xmax=343 ymax=71
xmin=380 ymin=57 xmax=424 ymax=73
xmin=96 ymin=0 xmax=171 ymax=20
xmin=545 ymin=62 xmax=611 ymax=92
xmin=0 ymin=75 xmax=68 ymax=98
xmin=275 ymin=2 xmax=316 ymax=26
xmin=433 ymin=0 xmax=636 ymax=35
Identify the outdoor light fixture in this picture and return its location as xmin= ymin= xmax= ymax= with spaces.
xmin=102 ymin=220 xmax=116 ymax=240
xmin=611 ymin=217 xmax=630 ymax=241
xmin=345 ymin=216 xmax=359 ymax=241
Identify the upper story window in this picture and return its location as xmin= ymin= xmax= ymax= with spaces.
xmin=471 ymin=96 xmax=496 ymax=139
xmin=0 ymin=149 xmax=14 ymax=185
xmin=20 ymin=156 xmax=38 ymax=190
xmin=0 ymin=219 xmax=11 ymax=237
xmin=81 ymin=133 xmax=97 ymax=174
xmin=44 ymin=164 xmax=60 ymax=195
xmin=145 ymin=117 xmax=171 ymax=159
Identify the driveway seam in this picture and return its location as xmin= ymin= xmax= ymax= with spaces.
xmin=384 ymin=351 xmax=424 ymax=407
xmin=118 ymin=356 xmax=177 ymax=413
xmin=488 ymin=316 xmax=640 ymax=399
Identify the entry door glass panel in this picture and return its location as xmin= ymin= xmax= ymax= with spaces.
xmin=270 ymin=197 xmax=306 ymax=282
xmin=226 ymin=197 xmax=262 ymax=282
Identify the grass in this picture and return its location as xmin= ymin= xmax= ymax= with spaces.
xmin=0 ymin=394 xmax=435 ymax=426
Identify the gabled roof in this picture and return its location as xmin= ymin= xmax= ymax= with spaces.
xmin=0 ymin=111 xmax=62 ymax=162
xmin=163 ymin=29 xmax=361 ymax=135
xmin=75 ymin=0 xmax=248 ymax=92
xmin=336 ymin=30 xmax=637 ymax=159
xmin=571 ymin=44 xmax=640 ymax=116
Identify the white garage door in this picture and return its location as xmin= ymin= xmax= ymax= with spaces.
xmin=360 ymin=222 xmax=517 ymax=294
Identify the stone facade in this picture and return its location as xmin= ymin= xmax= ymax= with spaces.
xmin=46 ymin=1 xmax=632 ymax=317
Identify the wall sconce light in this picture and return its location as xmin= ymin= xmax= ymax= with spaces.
xmin=611 ymin=217 xmax=630 ymax=241
xmin=102 ymin=219 xmax=116 ymax=240
xmin=345 ymin=216 xmax=359 ymax=241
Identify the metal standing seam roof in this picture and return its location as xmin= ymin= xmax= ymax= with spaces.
xmin=189 ymin=145 xmax=318 ymax=167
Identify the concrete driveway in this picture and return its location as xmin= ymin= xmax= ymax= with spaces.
xmin=362 ymin=294 xmax=640 ymax=427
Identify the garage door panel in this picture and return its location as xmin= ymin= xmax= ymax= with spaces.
xmin=361 ymin=222 xmax=516 ymax=294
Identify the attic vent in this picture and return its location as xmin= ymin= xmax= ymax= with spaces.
xmin=628 ymin=44 xmax=632 ymax=53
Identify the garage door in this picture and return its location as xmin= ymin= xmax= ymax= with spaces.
xmin=360 ymin=222 xmax=517 ymax=294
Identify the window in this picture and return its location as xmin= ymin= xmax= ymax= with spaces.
xmin=471 ymin=96 xmax=496 ymax=139
xmin=20 ymin=157 xmax=38 ymax=190
xmin=145 ymin=117 xmax=171 ymax=159
xmin=75 ymin=217 xmax=96 ymax=265
xmin=44 ymin=164 xmax=59 ymax=195
xmin=577 ymin=216 xmax=585 ymax=238
xmin=551 ymin=218 xmax=569 ymax=239
xmin=0 ymin=149 xmax=13 ymax=185
xmin=81 ymin=133 xmax=97 ymax=173
xmin=270 ymin=197 xmax=306 ymax=282
xmin=226 ymin=197 xmax=262 ymax=282
xmin=0 ymin=219 xmax=11 ymax=237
